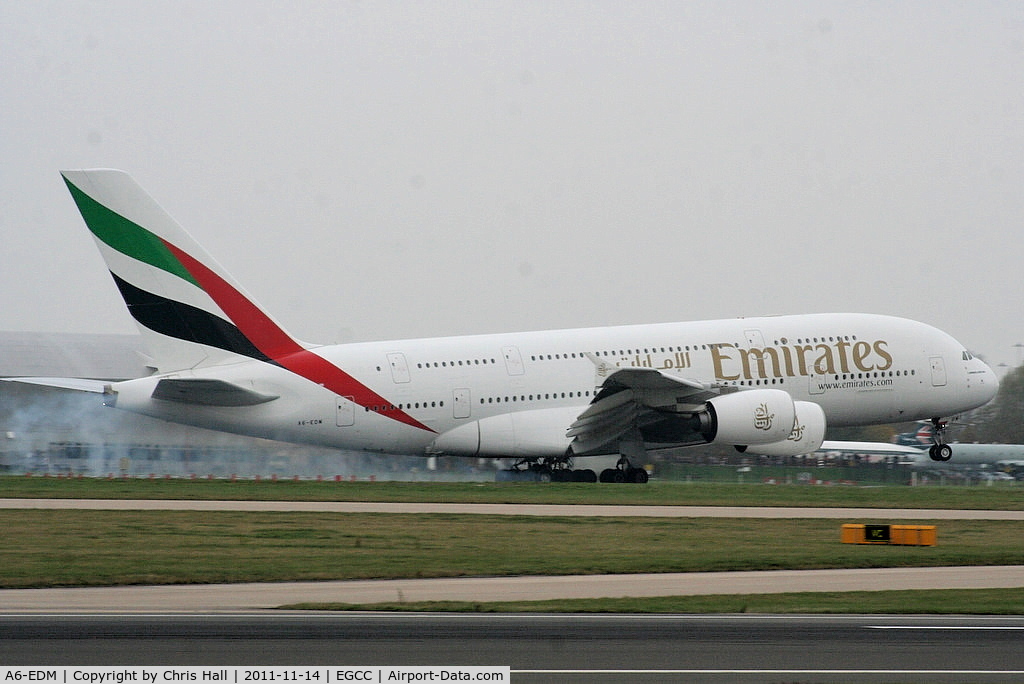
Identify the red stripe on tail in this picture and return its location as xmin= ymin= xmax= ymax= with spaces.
xmin=162 ymin=240 xmax=435 ymax=433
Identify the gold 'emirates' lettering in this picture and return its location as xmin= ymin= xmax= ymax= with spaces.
xmin=711 ymin=340 xmax=892 ymax=381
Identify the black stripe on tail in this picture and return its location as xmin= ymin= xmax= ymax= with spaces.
xmin=111 ymin=272 xmax=275 ymax=365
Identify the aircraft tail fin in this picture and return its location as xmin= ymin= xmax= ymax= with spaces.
xmin=60 ymin=169 xmax=307 ymax=372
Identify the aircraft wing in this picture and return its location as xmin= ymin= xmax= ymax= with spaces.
xmin=2 ymin=377 xmax=110 ymax=393
xmin=568 ymin=356 xmax=723 ymax=454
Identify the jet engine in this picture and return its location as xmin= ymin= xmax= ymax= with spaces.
xmin=740 ymin=400 xmax=827 ymax=457
xmin=697 ymin=389 xmax=796 ymax=446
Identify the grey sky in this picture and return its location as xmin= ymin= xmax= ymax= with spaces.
xmin=3 ymin=2 xmax=1023 ymax=369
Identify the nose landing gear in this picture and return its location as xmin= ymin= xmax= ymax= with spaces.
xmin=928 ymin=417 xmax=953 ymax=462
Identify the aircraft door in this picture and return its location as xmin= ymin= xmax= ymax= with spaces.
xmin=501 ymin=346 xmax=525 ymax=376
xmin=744 ymin=329 xmax=765 ymax=348
xmin=387 ymin=352 xmax=411 ymax=383
xmin=453 ymin=388 xmax=471 ymax=419
xmin=808 ymin=371 xmax=825 ymax=395
xmin=336 ymin=396 xmax=355 ymax=427
xmin=930 ymin=356 xmax=947 ymax=387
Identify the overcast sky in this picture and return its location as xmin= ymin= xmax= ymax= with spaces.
xmin=3 ymin=2 xmax=1023 ymax=369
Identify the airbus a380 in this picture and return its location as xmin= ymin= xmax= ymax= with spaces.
xmin=31 ymin=169 xmax=997 ymax=482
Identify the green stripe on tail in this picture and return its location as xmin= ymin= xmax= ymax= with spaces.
xmin=62 ymin=175 xmax=199 ymax=288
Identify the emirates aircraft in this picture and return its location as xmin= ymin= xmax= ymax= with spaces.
xmin=37 ymin=169 xmax=997 ymax=482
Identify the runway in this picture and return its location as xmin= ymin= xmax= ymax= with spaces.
xmin=2 ymin=613 xmax=1024 ymax=682
xmin=2 ymin=566 xmax=1023 ymax=613
xmin=3 ymin=497 xmax=1024 ymax=519
xmin=4 ymin=499 xmax=1023 ymax=682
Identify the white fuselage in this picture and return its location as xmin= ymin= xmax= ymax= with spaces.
xmin=110 ymin=312 xmax=997 ymax=457
xmin=909 ymin=443 xmax=1024 ymax=469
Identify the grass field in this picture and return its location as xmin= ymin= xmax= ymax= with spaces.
xmin=3 ymin=510 xmax=1022 ymax=589
xmin=2 ymin=475 xmax=1022 ymax=509
xmin=3 ymin=477 xmax=1022 ymax=613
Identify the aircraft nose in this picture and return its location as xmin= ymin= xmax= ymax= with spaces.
xmin=975 ymin=359 xmax=999 ymax=404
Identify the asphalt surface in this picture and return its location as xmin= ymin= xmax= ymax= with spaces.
xmin=3 ymin=498 xmax=1023 ymax=682
xmin=3 ymin=498 xmax=1024 ymax=519
xmin=2 ymin=613 xmax=1023 ymax=683
xmin=2 ymin=566 xmax=1023 ymax=613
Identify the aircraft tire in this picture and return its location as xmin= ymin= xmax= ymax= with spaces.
xmin=930 ymin=444 xmax=953 ymax=462
xmin=573 ymin=469 xmax=597 ymax=483
xmin=629 ymin=467 xmax=649 ymax=484
xmin=550 ymin=469 xmax=572 ymax=482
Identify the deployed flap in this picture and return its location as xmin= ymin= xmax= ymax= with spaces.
xmin=569 ymin=355 xmax=725 ymax=454
xmin=151 ymin=378 xmax=279 ymax=406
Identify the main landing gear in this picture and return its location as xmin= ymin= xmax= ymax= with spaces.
xmin=928 ymin=417 xmax=953 ymax=462
xmin=496 ymin=456 xmax=598 ymax=483
xmin=598 ymin=434 xmax=649 ymax=483
xmin=598 ymin=456 xmax=649 ymax=484
xmin=495 ymin=452 xmax=649 ymax=483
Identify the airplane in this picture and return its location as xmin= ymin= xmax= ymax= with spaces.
xmin=907 ymin=442 xmax=1024 ymax=473
xmin=834 ymin=423 xmax=1024 ymax=472
xmin=894 ymin=421 xmax=942 ymax=448
xmin=814 ymin=440 xmax=930 ymax=462
xmin=812 ymin=422 xmax=979 ymax=464
xmin=13 ymin=169 xmax=998 ymax=482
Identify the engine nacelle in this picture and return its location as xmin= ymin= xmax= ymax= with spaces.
xmin=741 ymin=401 xmax=827 ymax=457
xmin=699 ymin=389 xmax=795 ymax=446
xmin=429 ymin=406 xmax=579 ymax=458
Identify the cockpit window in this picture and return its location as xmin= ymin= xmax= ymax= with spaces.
xmin=962 ymin=351 xmax=974 ymax=361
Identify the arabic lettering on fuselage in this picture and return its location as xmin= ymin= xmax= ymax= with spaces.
xmin=620 ymin=351 xmax=692 ymax=371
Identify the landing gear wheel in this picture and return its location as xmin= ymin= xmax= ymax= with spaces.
xmin=628 ymin=467 xmax=649 ymax=484
xmin=929 ymin=444 xmax=953 ymax=462
xmin=498 ymin=454 xmax=586 ymax=483
xmin=572 ymin=469 xmax=597 ymax=483
xmin=600 ymin=462 xmax=649 ymax=484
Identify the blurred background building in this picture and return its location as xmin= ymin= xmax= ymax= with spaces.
xmin=0 ymin=331 xmax=487 ymax=480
